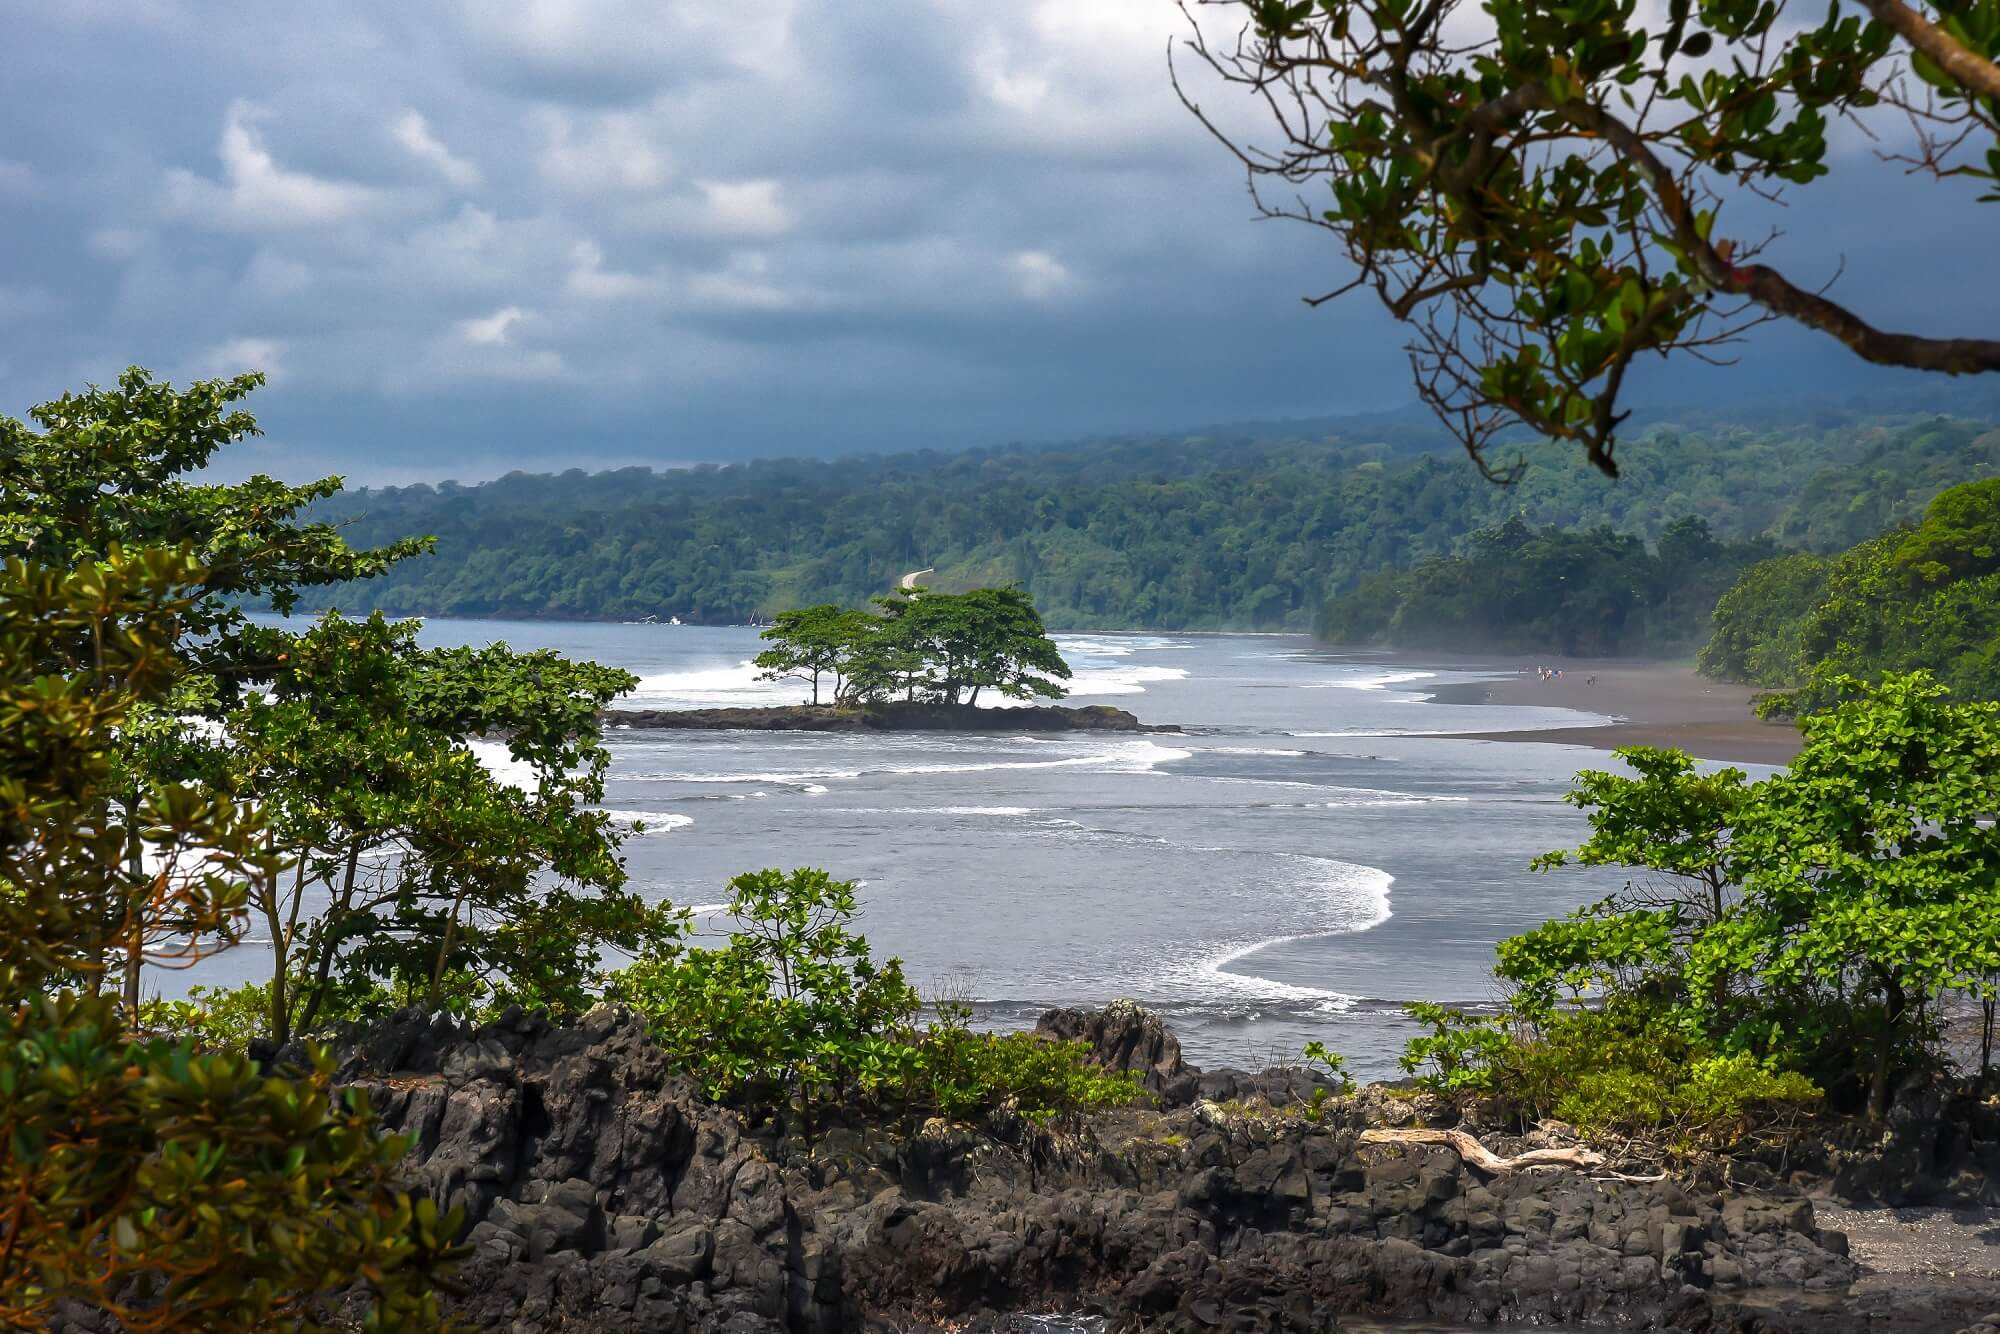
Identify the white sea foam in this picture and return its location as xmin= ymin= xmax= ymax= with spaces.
xmin=1303 ymin=670 xmax=1437 ymax=691
xmin=627 ymin=660 xmax=803 ymax=709
xmin=1176 ymin=855 xmax=1395 ymax=1010
xmin=627 ymin=648 xmax=1190 ymax=709
xmin=627 ymin=739 xmax=1192 ymax=788
xmin=468 ymin=738 xmax=538 ymax=792
xmin=876 ymin=805 xmax=1039 ymax=818
xmin=1207 ymin=776 xmax=1468 ymax=805
xmin=598 ymin=810 xmax=694 ymax=833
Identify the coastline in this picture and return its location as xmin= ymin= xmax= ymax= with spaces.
xmin=1424 ymin=661 xmax=1801 ymax=766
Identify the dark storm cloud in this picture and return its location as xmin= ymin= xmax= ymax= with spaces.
xmin=0 ymin=1 xmax=1991 ymax=484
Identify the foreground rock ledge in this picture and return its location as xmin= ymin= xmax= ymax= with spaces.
xmin=314 ymin=1002 xmax=2000 ymax=1333
xmin=608 ymin=701 xmax=1181 ymax=733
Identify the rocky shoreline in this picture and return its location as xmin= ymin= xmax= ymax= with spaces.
xmin=608 ymin=701 xmax=1180 ymax=733
xmin=305 ymin=1000 xmax=2000 ymax=1332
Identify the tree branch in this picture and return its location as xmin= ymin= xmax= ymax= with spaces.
xmin=1567 ymin=98 xmax=2000 ymax=375
xmin=1857 ymin=0 xmax=2000 ymax=103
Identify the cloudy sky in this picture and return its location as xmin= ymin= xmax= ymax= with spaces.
xmin=1 ymin=1 xmax=1993 ymax=483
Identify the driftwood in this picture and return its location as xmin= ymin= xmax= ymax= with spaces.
xmin=1358 ymin=1127 xmax=1605 ymax=1173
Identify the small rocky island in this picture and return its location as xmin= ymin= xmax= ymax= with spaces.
xmin=611 ymin=701 xmax=1180 ymax=733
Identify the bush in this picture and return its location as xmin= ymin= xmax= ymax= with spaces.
xmin=611 ymin=868 xmax=920 ymax=1122
xmin=139 ymin=981 xmax=276 ymax=1050
xmin=1487 ymin=1003 xmax=1822 ymax=1148
xmin=904 ymin=1002 xmax=1143 ymax=1126
xmin=1302 ymin=1040 xmax=1353 ymax=1094
xmin=1399 ymin=1002 xmax=1511 ymax=1093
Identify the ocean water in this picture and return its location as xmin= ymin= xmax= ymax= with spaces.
xmin=318 ymin=620 xmax=1745 ymax=1079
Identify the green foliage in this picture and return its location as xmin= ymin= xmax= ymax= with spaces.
xmin=140 ymin=981 xmax=279 ymax=1050
xmin=287 ymin=415 xmax=2000 ymax=633
xmin=753 ymin=604 xmax=870 ymax=705
xmin=202 ymin=610 xmax=671 ymax=1040
xmin=1706 ymin=478 xmax=2000 ymax=704
xmin=755 ymin=586 xmax=1071 ymax=707
xmin=1302 ymin=1039 xmax=1353 ymax=1094
xmin=615 ymin=870 xmax=1143 ymax=1129
xmin=905 ymin=1000 xmax=1144 ymax=1126
xmin=610 ymin=868 xmax=921 ymax=1118
xmin=1519 ymin=676 xmax=2000 ymax=1120
xmin=0 ymin=542 xmax=457 ymax=1329
xmin=1189 ymin=0 xmax=1999 ymax=474
xmin=1496 ymin=1005 xmax=1821 ymax=1146
xmin=1325 ymin=515 xmax=1772 ymax=655
xmin=1397 ymin=1003 xmax=1511 ymax=1094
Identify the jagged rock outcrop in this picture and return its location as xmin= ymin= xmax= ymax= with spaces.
xmin=312 ymin=1001 xmax=1997 ymax=1333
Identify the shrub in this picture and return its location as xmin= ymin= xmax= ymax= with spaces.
xmin=1302 ymin=1040 xmax=1353 ymax=1094
xmin=901 ymin=999 xmax=1143 ymax=1126
xmin=1490 ymin=1003 xmax=1822 ymax=1148
xmin=610 ymin=868 xmax=920 ymax=1125
xmin=1399 ymin=1002 xmax=1511 ymax=1093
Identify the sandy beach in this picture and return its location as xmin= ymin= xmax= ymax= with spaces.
xmin=1427 ymin=662 xmax=1802 ymax=766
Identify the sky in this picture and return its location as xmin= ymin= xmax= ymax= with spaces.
xmin=1 ymin=0 xmax=1994 ymax=485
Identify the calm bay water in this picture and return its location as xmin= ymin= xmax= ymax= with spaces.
xmin=184 ymin=621 xmax=1772 ymax=1079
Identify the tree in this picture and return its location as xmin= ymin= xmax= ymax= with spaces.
xmin=754 ymin=604 xmax=868 ymax=705
xmin=1175 ymin=0 xmax=2000 ymax=478
xmin=0 ymin=370 xmax=430 ymax=1016
xmin=1522 ymin=676 xmax=2000 ymax=1119
xmin=0 ymin=548 xmax=458 ymax=1328
xmin=198 ymin=612 xmax=675 ymax=1043
xmin=1705 ymin=672 xmax=2000 ymax=1117
xmin=870 ymin=586 xmax=1072 ymax=705
xmin=1703 ymin=479 xmax=2000 ymax=705
xmin=609 ymin=868 xmax=920 ymax=1132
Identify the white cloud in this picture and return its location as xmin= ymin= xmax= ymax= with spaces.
xmin=392 ymin=111 xmax=482 ymax=190
xmin=162 ymin=101 xmax=389 ymax=230
xmin=533 ymin=110 xmax=670 ymax=194
xmin=457 ymin=305 xmax=527 ymax=345
xmin=1012 ymin=249 xmax=1074 ymax=301
xmin=182 ymin=336 xmax=288 ymax=383
xmin=695 ymin=179 xmax=791 ymax=239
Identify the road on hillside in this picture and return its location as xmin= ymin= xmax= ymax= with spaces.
xmin=899 ymin=567 xmax=933 ymax=590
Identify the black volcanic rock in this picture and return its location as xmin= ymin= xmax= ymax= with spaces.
xmin=608 ymin=701 xmax=1179 ymax=733
xmin=294 ymin=1001 xmax=1999 ymax=1333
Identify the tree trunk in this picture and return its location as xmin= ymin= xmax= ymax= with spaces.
xmin=430 ymin=873 xmax=468 ymax=1010
xmin=298 ymin=842 xmax=362 ymax=1034
xmin=1867 ymin=973 xmax=1908 ymax=1121
xmin=122 ymin=930 xmax=143 ymax=1030
xmin=1982 ymin=994 xmax=1995 ymax=1093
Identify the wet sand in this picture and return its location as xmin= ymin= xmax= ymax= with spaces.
xmin=1427 ymin=662 xmax=1801 ymax=767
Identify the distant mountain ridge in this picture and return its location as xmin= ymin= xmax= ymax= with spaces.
xmin=297 ymin=410 xmax=2000 ymax=632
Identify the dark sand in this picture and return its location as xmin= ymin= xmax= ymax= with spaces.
xmin=1428 ymin=662 xmax=1801 ymax=766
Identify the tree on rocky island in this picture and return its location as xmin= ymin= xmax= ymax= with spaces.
xmin=1176 ymin=0 xmax=2000 ymax=479
xmin=754 ymin=585 xmax=1072 ymax=707
xmin=754 ymin=604 xmax=872 ymax=705
xmin=870 ymin=585 xmax=1073 ymax=705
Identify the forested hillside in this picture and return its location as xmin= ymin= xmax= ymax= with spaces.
xmin=1701 ymin=478 xmax=2000 ymax=708
xmin=298 ymin=413 xmax=2000 ymax=632
xmin=1320 ymin=517 xmax=1775 ymax=656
